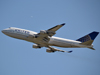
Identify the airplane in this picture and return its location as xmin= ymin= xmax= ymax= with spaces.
xmin=2 ymin=23 xmax=99 ymax=53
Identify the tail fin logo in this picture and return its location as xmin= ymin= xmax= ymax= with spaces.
xmin=76 ymin=35 xmax=91 ymax=42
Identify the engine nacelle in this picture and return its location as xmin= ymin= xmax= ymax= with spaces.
xmin=46 ymin=48 xmax=55 ymax=53
xmin=28 ymin=34 xmax=38 ymax=38
xmin=40 ymin=30 xmax=56 ymax=37
xmin=46 ymin=31 xmax=56 ymax=37
xmin=40 ymin=30 xmax=47 ymax=34
xmin=32 ymin=34 xmax=38 ymax=38
xmin=32 ymin=44 xmax=41 ymax=48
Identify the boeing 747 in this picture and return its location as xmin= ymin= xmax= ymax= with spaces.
xmin=2 ymin=23 xmax=99 ymax=53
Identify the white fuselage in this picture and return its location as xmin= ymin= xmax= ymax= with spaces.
xmin=2 ymin=27 xmax=92 ymax=48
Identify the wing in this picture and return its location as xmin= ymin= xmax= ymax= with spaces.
xmin=46 ymin=23 xmax=65 ymax=37
xmin=31 ymin=23 xmax=65 ymax=45
xmin=37 ymin=23 xmax=65 ymax=37
xmin=47 ymin=23 xmax=65 ymax=32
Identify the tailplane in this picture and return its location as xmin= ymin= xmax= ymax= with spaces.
xmin=76 ymin=31 xmax=99 ymax=45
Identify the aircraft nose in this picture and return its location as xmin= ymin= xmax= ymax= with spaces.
xmin=2 ymin=30 xmax=6 ymax=33
xmin=1 ymin=29 xmax=9 ymax=34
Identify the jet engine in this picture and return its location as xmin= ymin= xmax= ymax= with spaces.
xmin=46 ymin=31 xmax=56 ymax=37
xmin=40 ymin=30 xmax=47 ymax=34
xmin=46 ymin=48 xmax=55 ymax=53
xmin=32 ymin=44 xmax=41 ymax=48
xmin=28 ymin=34 xmax=38 ymax=38
xmin=40 ymin=30 xmax=55 ymax=37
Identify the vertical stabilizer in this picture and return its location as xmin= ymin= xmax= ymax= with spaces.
xmin=76 ymin=31 xmax=99 ymax=45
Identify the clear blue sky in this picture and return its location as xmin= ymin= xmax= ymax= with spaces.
xmin=0 ymin=0 xmax=100 ymax=75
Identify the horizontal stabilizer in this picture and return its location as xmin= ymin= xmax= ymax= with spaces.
xmin=88 ymin=47 xmax=95 ymax=50
xmin=81 ymin=40 xmax=93 ymax=45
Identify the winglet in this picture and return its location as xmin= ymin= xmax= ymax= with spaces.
xmin=61 ymin=23 xmax=65 ymax=26
xmin=67 ymin=50 xmax=73 ymax=53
